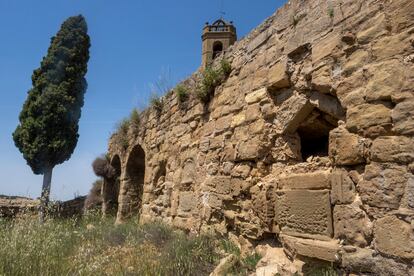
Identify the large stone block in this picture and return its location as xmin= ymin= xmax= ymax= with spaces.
xmin=280 ymin=234 xmax=340 ymax=262
xmin=343 ymin=49 xmax=370 ymax=76
xmin=371 ymin=136 xmax=414 ymax=164
xmin=356 ymin=13 xmax=388 ymax=44
xmin=333 ymin=203 xmax=372 ymax=247
xmin=275 ymin=190 xmax=333 ymax=237
xmin=203 ymin=176 xmax=232 ymax=195
xmin=374 ymin=215 xmax=414 ymax=259
xmin=359 ymin=163 xmax=408 ymax=209
xmin=312 ymin=33 xmax=340 ymax=64
xmin=346 ymin=103 xmax=392 ymax=137
xmin=245 ymin=87 xmax=268 ymax=104
xmin=329 ymin=127 xmax=366 ymax=165
xmin=309 ymin=91 xmax=345 ymax=119
xmin=268 ymin=60 xmax=290 ymax=90
xmin=178 ymin=192 xmax=197 ymax=215
xmin=330 ymin=169 xmax=356 ymax=204
xmin=214 ymin=114 xmax=232 ymax=134
xmin=278 ymin=170 xmax=331 ymax=190
xmin=273 ymin=93 xmax=314 ymax=134
xmin=311 ymin=65 xmax=333 ymax=94
xmin=341 ymin=247 xmax=411 ymax=275
xmin=372 ymin=30 xmax=413 ymax=60
xmin=235 ymin=138 xmax=264 ymax=161
xmin=365 ymin=60 xmax=405 ymax=102
xmin=392 ymin=98 xmax=414 ymax=135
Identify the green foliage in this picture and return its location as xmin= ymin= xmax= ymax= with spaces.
xmin=292 ymin=15 xmax=300 ymax=26
xmin=243 ymin=253 xmax=262 ymax=271
xmin=220 ymin=239 xmax=241 ymax=256
xmin=13 ymin=15 xmax=90 ymax=175
xmin=175 ymin=84 xmax=189 ymax=104
xmin=150 ymin=93 xmax=163 ymax=113
xmin=196 ymin=59 xmax=232 ymax=104
xmin=129 ymin=108 xmax=140 ymax=129
xmin=328 ymin=6 xmax=334 ymax=18
xmin=114 ymin=118 xmax=130 ymax=150
xmin=220 ymin=59 xmax=232 ymax=77
xmin=0 ymin=215 xmax=221 ymax=276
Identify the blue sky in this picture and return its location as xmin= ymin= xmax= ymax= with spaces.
xmin=0 ymin=0 xmax=285 ymax=200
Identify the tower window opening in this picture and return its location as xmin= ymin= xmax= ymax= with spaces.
xmin=213 ymin=41 xmax=223 ymax=59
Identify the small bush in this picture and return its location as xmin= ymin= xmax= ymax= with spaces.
xmin=114 ymin=118 xmax=130 ymax=150
xmin=328 ymin=6 xmax=334 ymax=18
xmin=175 ymin=84 xmax=189 ymax=104
xmin=196 ymin=60 xmax=232 ymax=104
xmin=220 ymin=59 xmax=232 ymax=77
xmin=150 ymin=93 xmax=163 ymax=113
xmin=92 ymin=155 xmax=115 ymax=178
xmin=292 ymin=15 xmax=300 ymax=26
xmin=130 ymin=108 xmax=140 ymax=129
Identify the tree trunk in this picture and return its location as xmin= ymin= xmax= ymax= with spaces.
xmin=39 ymin=167 xmax=53 ymax=223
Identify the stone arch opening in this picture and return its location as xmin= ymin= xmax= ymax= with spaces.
xmin=121 ymin=144 xmax=146 ymax=220
xmin=297 ymin=109 xmax=337 ymax=160
xmin=274 ymin=91 xmax=345 ymax=162
xmin=213 ymin=41 xmax=223 ymax=59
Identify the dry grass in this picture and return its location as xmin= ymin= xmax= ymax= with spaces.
xmin=0 ymin=214 xmax=222 ymax=276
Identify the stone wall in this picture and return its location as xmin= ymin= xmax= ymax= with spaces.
xmin=108 ymin=0 xmax=414 ymax=273
xmin=0 ymin=196 xmax=38 ymax=218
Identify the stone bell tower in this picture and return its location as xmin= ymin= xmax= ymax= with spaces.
xmin=202 ymin=19 xmax=237 ymax=68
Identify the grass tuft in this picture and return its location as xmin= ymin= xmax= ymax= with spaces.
xmin=175 ymin=84 xmax=189 ymax=104
xmin=150 ymin=93 xmax=163 ymax=113
xmin=114 ymin=118 xmax=130 ymax=150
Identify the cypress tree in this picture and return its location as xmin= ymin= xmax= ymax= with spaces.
xmin=13 ymin=15 xmax=90 ymax=221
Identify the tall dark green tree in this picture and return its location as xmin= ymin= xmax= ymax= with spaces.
xmin=13 ymin=15 xmax=90 ymax=221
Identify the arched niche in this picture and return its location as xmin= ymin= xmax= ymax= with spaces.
xmin=118 ymin=144 xmax=146 ymax=221
xmin=102 ymin=155 xmax=121 ymax=216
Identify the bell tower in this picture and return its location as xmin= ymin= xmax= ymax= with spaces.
xmin=202 ymin=19 xmax=237 ymax=68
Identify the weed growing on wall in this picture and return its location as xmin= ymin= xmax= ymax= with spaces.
xmin=150 ymin=93 xmax=163 ymax=113
xmin=175 ymin=84 xmax=189 ymax=104
xmin=114 ymin=118 xmax=130 ymax=150
xmin=196 ymin=58 xmax=232 ymax=104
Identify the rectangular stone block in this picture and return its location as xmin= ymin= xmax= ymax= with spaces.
xmin=275 ymin=190 xmax=333 ymax=237
xmin=178 ymin=192 xmax=197 ymax=215
xmin=346 ymin=103 xmax=392 ymax=137
xmin=278 ymin=170 xmax=331 ymax=190
xmin=330 ymin=169 xmax=356 ymax=204
xmin=280 ymin=234 xmax=340 ymax=262
xmin=245 ymin=87 xmax=268 ymax=104
xmin=374 ymin=215 xmax=414 ymax=259
xmin=371 ymin=136 xmax=414 ymax=164
xmin=273 ymin=93 xmax=314 ymax=134
xmin=329 ymin=128 xmax=366 ymax=165
xmin=203 ymin=176 xmax=231 ymax=195
xmin=392 ymin=99 xmax=414 ymax=135
xmin=312 ymin=33 xmax=340 ymax=64
xmin=268 ymin=59 xmax=290 ymax=90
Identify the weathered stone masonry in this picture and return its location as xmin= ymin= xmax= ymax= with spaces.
xmin=108 ymin=0 xmax=414 ymax=273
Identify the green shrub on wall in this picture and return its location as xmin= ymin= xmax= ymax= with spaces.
xmin=196 ymin=59 xmax=232 ymax=104
xmin=175 ymin=84 xmax=189 ymax=104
